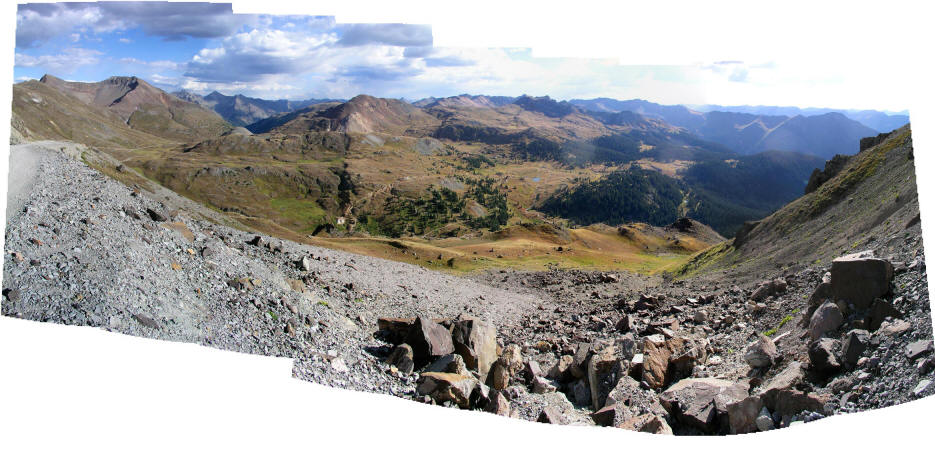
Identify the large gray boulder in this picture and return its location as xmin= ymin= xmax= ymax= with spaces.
xmin=830 ymin=251 xmax=893 ymax=311
xmin=405 ymin=316 xmax=455 ymax=365
xmin=451 ymin=317 xmax=498 ymax=379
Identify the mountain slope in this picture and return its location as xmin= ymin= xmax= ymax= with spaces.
xmin=11 ymin=79 xmax=174 ymax=150
xmin=248 ymin=95 xmax=439 ymax=136
xmin=678 ymin=125 xmax=917 ymax=279
xmin=39 ymin=74 xmax=231 ymax=142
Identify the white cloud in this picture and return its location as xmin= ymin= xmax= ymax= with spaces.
xmin=14 ymin=47 xmax=102 ymax=74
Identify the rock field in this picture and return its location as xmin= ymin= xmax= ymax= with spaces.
xmin=3 ymin=141 xmax=933 ymax=435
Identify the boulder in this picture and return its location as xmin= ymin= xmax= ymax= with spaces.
xmin=499 ymin=343 xmax=524 ymax=375
xmin=416 ymin=372 xmax=478 ymax=408
xmin=570 ymin=342 xmax=593 ymax=379
xmin=591 ymin=405 xmax=619 ymax=427
xmin=808 ymin=338 xmax=842 ymax=375
xmin=588 ymin=348 xmax=623 ymax=410
xmin=616 ymin=334 xmax=638 ymax=361
xmin=757 ymin=361 xmax=805 ymax=408
xmin=485 ymin=390 xmax=511 ymax=416
xmin=486 ymin=361 xmax=510 ymax=390
xmin=385 ymin=343 xmax=415 ymax=375
xmin=547 ymin=355 xmax=576 ymax=383
xmin=803 ymin=281 xmax=835 ymax=326
xmin=659 ymin=378 xmax=748 ymax=434
xmin=771 ymin=390 xmax=830 ymax=417
xmin=618 ymin=414 xmax=673 ymax=435
xmin=809 ymin=301 xmax=844 ymax=341
xmin=424 ymin=354 xmax=469 ymax=376
xmin=377 ymin=317 xmax=415 ymax=344
xmin=744 ymin=333 xmax=779 ymax=368
xmin=726 ymin=395 xmax=763 ymax=434
xmin=841 ymin=329 xmax=871 ymax=368
xmin=605 ymin=376 xmax=666 ymax=417
xmin=615 ymin=314 xmax=634 ymax=333
xmin=451 ymin=317 xmax=498 ymax=378
xmin=755 ymin=406 xmax=774 ymax=431
xmin=641 ymin=338 xmax=672 ymax=390
xmin=146 ymin=208 xmax=168 ymax=222
xmin=537 ymin=406 xmax=565 ymax=424
xmin=405 ymin=316 xmax=455 ymax=365
xmin=830 ymin=251 xmax=893 ymax=311
xmin=906 ymin=340 xmax=934 ymax=360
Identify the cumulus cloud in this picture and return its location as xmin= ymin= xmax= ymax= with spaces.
xmin=15 ymin=47 xmax=102 ymax=73
xmin=16 ymin=2 xmax=245 ymax=48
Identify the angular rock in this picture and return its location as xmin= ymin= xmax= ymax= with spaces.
xmin=641 ymin=338 xmax=672 ymax=390
xmin=726 ymin=395 xmax=763 ymax=434
xmin=405 ymin=316 xmax=455 ymax=365
xmin=547 ymin=355 xmax=576 ymax=383
xmin=570 ymin=342 xmax=593 ymax=379
xmin=744 ymin=333 xmax=779 ymax=369
xmin=808 ymin=338 xmax=842 ymax=375
xmin=416 ymin=372 xmax=478 ymax=408
xmin=758 ymin=362 xmax=805 ymax=408
xmin=659 ymin=378 xmax=748 ymax=434
xmin=771 ymin=390 xmax=830 ymax=417
xmin=537 ymin=406 xmax=565 ymax=424
xmin=618 ymin=414 xmax=673 ymax=435
xmin=803 ymin=281 xmax=835 ymax=326
xmin=906 ymin=340 xmax=934 ymax=360
xmin=841 ymin=329 xmax=871 ymax=368
xmin=755 ymin=406 xmax=774 ymax=431
xmin=830 ymin=251 xmax=894 ymax=311
xmin=591 ymin=404 xmax=619 ymax=426
xmin=499 ymin=343 xmax=524 ymax=375
xmin=377 ymin=317 xmax=415 ymax=345
xmin=486 ymin=361 xmax=510 ymax=390
xmin=485 ymin=389 xmax=511 ymax=416
xmin=146 ymin=208 xmax=167 ymax=222
xmin=425 ymin=354 xmax=469 ymax=376
xmin=617 ymin=333 xmax=638 ymax=361
xmin=809 ymin=301 xmax=844 ymax=341
xmin=385 ymin=343 xmax=415 ymax=375
xmin=532 ymin=375 xmax=558 ymax=394
xmin=615 ymin=314 xmax=634 ymax=333
xmin=588 ymin=348 xmax=623 ymax=410
xmin=605 ymin=375 xmax=666 ymax=417
xmin=451 ymin=317 xmax=498 ymax=378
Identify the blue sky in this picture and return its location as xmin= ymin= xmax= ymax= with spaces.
xmin=12 ymin=2 xmax=910 ymax=112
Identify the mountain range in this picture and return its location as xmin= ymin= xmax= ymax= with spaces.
xmin=10 ymin=74 xmax=902 ymax=266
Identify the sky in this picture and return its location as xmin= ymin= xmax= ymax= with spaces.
xmin=11 ymin=1 xmax=915 ymax=113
